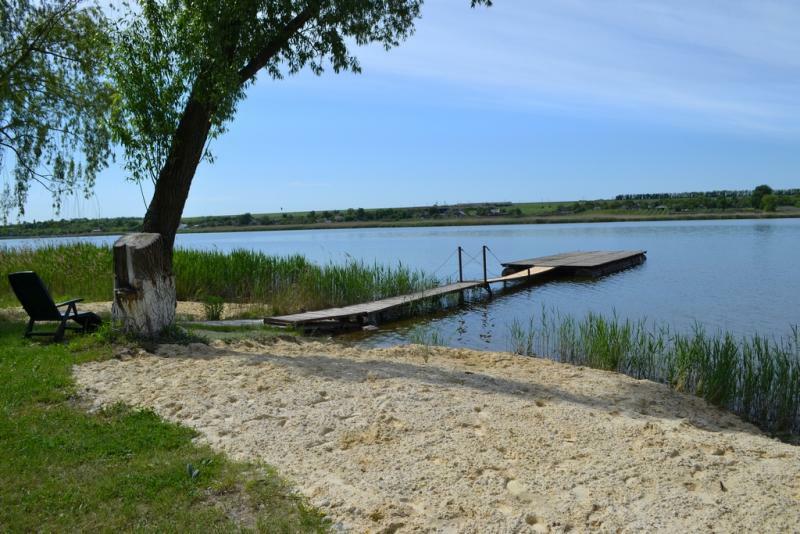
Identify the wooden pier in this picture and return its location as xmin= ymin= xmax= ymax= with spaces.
xmin=265 ymin=249 xmax=645 ymax=330
xmin=502 ymin=250 xmax=647 ymax=277
xmin=265 ymin=281 xmax=482 ymax=329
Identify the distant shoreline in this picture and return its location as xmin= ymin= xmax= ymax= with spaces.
xmin=1 ymin=210 xmax=799 ymax=240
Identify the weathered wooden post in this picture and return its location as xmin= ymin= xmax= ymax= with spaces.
xmin=457 ymin=246 xmax=465 ymax=304
xmin=482 ymin=245 xmax=488 ymax=284
xmin=482 ymin=245 xmax=492 ymax=297
xmin=457 ymin=246 xmax=463 ymax=283
xmin=112 ymin=233 xmax=176 ymax=337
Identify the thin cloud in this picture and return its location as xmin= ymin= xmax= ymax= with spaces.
xmin=350 ymin=0 xmax=800 ymax=136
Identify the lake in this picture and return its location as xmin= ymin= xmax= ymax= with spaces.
xmin=4 ymin=218 xmax=799 ymax=351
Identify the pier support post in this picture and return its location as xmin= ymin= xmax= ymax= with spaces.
xmin=482 ymin=245 xmax=488 ymax=284
xmin=482 ymin=245 xmax=492 ymax=296
xmin=458 ymin=246 xmax=463 ymax=283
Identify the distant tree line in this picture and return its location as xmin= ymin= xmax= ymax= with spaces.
xmin=181 ymin=203 xmax=520 ymax=229
xmin=609 ymin=185 xmax=799 ymax=213
xmin=616 ymin=187 xmax=800 ymax=201
xmin=2 ymin=187 xmax=798 ymax=238
xmin=0 ymin=217 xmax=142 ymax=237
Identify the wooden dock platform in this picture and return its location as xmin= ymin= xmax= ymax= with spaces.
xmin=265 ymin=249 xmax=645 ymax=330
xmin=502 ymin=250 xmax=646 ymax=277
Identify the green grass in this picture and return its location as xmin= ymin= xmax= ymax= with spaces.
xmin=181 ymin=322 xmax=300 ymax=343
xmin=0 ymin=243 xmax=439 ymax=315
xmin=508 ymin=310 xmax=800 ymax=437
xmin=408 ymin=325 xmax=448 ymax=347
xmin=0 ymin=320 xmax=329 ymax=532
xmin=181 ymin=323 xmax=287 ymax=334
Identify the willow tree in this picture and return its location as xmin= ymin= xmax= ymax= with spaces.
xmin=109 ymin=0 xmax=491 ymax=335
xmin=0 ymin=0 xmax=112 ymax=221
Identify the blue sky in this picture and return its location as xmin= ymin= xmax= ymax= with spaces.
xmin=12 ymin=0 xmax=800 ymax=221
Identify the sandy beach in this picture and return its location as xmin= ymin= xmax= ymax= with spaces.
xmin=74 ymin=339 xmax=800 ymax=533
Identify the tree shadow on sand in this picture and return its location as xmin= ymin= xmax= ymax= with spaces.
xmin=160 ymin=342 xmax=765 ymax=439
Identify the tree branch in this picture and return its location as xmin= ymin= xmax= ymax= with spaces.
xmin=0 ymin=0 xmax=80 ymax=83
xmin=29 ymin=46 xmax=83 ymax=64
xmin=237 ymin=5 xmax=319 ymax=85
xmin=0 ymin=140 xmax=56 ymax=191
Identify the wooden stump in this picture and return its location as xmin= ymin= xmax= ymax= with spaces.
xmin=112 ymin=233 xmax=176 ymax=337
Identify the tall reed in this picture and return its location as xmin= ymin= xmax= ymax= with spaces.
xmin=1 ymin=243 xmax=438 ymax=314
xmin=0 ymin=242 xmax=112 ymax=305
xmin=173 ymin=248 xmax=438 ymax=314
xmin=508 ymin=309 xmax=800 ymax=436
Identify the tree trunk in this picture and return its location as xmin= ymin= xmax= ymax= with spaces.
xmin=142 ymin=96 xmax=213 ymax=260
xmin=113 ymin=95 xmax=212 ymax=336
xmin=112 ymin=233 xmax=176 ymax=336
xmin=111 ymin=7 xmax=313 ymax=336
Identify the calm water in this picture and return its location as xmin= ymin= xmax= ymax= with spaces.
xmin=4 ymin=218 xmax=799 ymax=350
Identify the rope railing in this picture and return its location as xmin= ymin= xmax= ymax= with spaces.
xmin=428 ymin=245 xmax=512 ymax=286
xmin=436 ymin=245 xmax=509 ymax=283
xmin=430 ymin=249 xmax=457 ymax=278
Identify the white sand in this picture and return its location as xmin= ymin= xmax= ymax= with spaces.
xmin=74 ymin=340 xmax=800 ymax=533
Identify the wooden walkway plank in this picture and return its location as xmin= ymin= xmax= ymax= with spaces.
xmin=486 ymin=265 xmax=554 ymax=283
xmin=266 ymin=281 xmax=483 ymax=326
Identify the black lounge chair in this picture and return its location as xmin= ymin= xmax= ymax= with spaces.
xmin=8 ymin=271 xmax=102 ymax=341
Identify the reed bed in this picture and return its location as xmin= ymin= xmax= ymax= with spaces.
xmin=173 ymin=248 xmax=438 ymax=314
xmin=0 ymin=243 xmax=438 ymax=314
xmin=508 ymin=309 xmax=800 ymax=436
xmin=0 ymin=242 xmax=113 ymax=305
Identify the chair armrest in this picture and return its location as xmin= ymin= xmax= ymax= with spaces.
xmin=56 ymin=298 xmax=84 ymax=307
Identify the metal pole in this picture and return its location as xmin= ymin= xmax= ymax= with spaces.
xmin=482 ymin=245 xmax=488 ymax=284
xmin=458 ymin=246 xmax=463 ymax=283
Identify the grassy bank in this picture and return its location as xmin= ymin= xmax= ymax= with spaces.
xmin=54 ymin=210 xmax=794 ymax=239
xmin=175 ymin=210 xmax=800 ymax=235
xmin=508 ymin=310 xmax=800 ymax=437
xmin=0 ymin=320 xmax=328 ymax=531
xmin=0 ymin=243 xmax=438 ymax=314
